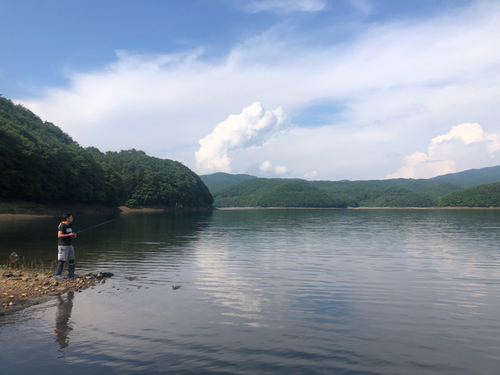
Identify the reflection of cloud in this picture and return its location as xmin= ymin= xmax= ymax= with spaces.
xmin=196 ymin=103 xmax=289 ymax=173
xmin=388 ymin=123 xmax=500 ymax=179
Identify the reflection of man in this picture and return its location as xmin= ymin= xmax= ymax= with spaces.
xmin=54 ymin=292 xmax=74 ymax=349
xmin=55 ymin=213 xmax=79 ymax=279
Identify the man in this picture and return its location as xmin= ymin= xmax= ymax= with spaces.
xmin=55 ymin=213 xmax=79 ymax=279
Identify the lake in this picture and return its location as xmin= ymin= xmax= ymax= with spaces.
xmin=1 ymin=208 xmax=500 ymax=374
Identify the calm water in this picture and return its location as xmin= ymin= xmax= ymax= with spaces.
xmin=1 ymin=209 xmax=500 ymax=374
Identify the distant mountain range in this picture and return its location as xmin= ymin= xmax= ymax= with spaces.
xmin=200 ymin=166 xmax=500 ymax=208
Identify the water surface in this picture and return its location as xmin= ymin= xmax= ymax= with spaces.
xmin=1 ymin=209 xmax=500 ymax=374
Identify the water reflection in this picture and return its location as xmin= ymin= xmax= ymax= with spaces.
xmin=54 ymin=292 xmax=74 ymax=349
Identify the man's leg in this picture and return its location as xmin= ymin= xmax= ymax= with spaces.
xmin=55 ymin=260 xmax=65 ymax=279
xmin=67 ymin=246 xmax=78 ymax=278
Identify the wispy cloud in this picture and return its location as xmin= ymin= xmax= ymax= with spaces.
xmin=242 ymin=0 xmax=327 ymax=13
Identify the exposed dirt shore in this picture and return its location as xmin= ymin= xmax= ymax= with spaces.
xmin=0 ymin=270 xmax=113 ymax=310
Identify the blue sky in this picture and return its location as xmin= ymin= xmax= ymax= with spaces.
xmin=2 ymin=0 xmax=499 ymax=180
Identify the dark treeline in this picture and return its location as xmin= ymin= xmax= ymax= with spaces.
xmin=438 ymin=182 xmax=500 ymax=207
xmin=0 ymin=96 xmax=213 ymax=209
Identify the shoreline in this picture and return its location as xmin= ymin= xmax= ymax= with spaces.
xmin=217 ymin=206 xmax=500 ymax=210
xmin=1 ymin=206 xmax=500 ymax=219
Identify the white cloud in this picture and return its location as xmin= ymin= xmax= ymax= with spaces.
xmin=195 ymin=103 xmax=289 ymax=173
xmin=243 ymin=0 xmax=326 ymax=13
xmin=16 ymin=1 xmax=500 ymax=180
xmin=387 ymin=123 xmax=500 ymax=179
xmin=259 ymin=160 xmax=273 ymax=173
xmin=275 ymin=165 xmax=287 ymax=175
xmin=304 ymin=171 xmax=317 ymax=179
xmin=259 ymin=160 xmax=288 ymax=175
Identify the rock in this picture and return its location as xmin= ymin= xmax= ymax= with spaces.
xmin=9 ymin=301 xmax=15 ymax=306
xmin=86 ymin=276 xmax=93 ymax=280
xmin=21 ymin=293 xmax=27 ymax=297
xmin=101 ymin=272 xmax=114 ymax=278
xmin=101 ymin=279 xmax=106 ymax=284
xmin=126 ymin=275 xmax=136 ymax=281
xmin=52 ymin=281 xmax=59 ymax=286
xmin=172 ymin=286 xmax=181 ymax=290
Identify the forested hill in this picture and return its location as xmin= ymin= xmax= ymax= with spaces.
xmin=0 ymin=96 xmax=213 ymax=209
xmin=214 ymin=179 xmax=437 ymax=208
xmin=200 ymin=172 xmax=257 ymax=193
xmin=438 ymin=182 xmax=500 ymax=207
xmin=213 ymin=179 xmax=347 ymax=208
xmin=430 ymin=165 xmax=500 ymax=188
xmin=89 ymin=148 xmax=213 ymax=208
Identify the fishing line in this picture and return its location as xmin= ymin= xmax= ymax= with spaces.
xmin=77 ymin=215 xmax=132 ymax=234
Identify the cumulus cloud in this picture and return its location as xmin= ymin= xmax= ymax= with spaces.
xmin=259 ymin=160 xmax=288 ymax=175
xmin=242 ymin=0 xmax=326 ymax=13
xmin=387 ymin=123 xmax=500 ymax=179
xmin=195 ymin=103 xmax=289 ymax=173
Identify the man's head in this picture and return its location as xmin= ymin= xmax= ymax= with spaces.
xmin=63 ymin=213 xmax=73 ymax=223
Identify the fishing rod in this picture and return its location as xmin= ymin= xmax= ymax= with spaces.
xmin=77 ymin=215 xmax=131 ymax=234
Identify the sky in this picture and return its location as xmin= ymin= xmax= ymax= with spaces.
xmin=1 ymin=0 xmax=500 ymax=181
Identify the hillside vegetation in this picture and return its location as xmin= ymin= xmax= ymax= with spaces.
xmin=89 ymin=148 xmax=213 ymax=208
xmin=214 ymin=179 xmax=347 ymax=208
xmin=0 ymin=96 xmax=213 ymax=210
xmin=200 ymin=172 xmax=257 ymax=192
xmin=204 ymin=166 xmax=500 ymax=208
xmin=438 ymin=182 xmax=500 ymax=207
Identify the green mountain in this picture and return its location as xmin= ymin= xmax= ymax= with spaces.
xmin=205 ymin=164 xmax=500 ymax=208
xmin=0 ymin=96 xmax=124 ymax=205
xmin=307 ymin=180 xmax=437 ymax=207
xmin=213 ymin=179 xmax=347 ymax=208
xmin=0 ymin=96 xmax=213 ymax=210
xmin=89 ymin=148 xmax=213 ymax=208
xmin=430 ymin=165 xmax=500 ymax=188
xmin=200 ymin=172 xmax=257 ymax=193
xmin=438 ymin=182 xmax=500 ymax=207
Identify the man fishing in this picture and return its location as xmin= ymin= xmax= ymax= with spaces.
xmin=55 ymin=213 xmax=79 ymax=279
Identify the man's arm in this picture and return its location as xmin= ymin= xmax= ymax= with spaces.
xmin=58 ymin=231 xmax=76 ymax=238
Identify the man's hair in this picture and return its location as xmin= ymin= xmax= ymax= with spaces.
xmin=62 ymin=213 xmax=72 ymax=220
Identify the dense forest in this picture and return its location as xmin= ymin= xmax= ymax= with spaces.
xmin=0 ymin=96 xmax=213 ymax=210
xmin=89 ymin=148 xmax=213 ymax=208
xmin=200 ymin=172 xmax=257 ymax=193
xmin=203 ymin=169 xmax=500 ymax=208
xmin=214 ymin=179 xmax=347 ymax=208
xmin=438 ymin=182 xmax=500 ymax=207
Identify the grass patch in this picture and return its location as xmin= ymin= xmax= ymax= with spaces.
xmin=1 ymin=258 xmax=57 ymax=274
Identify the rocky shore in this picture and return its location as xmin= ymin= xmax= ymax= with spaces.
xmin=1 ymin=270 xmax=113 ymax=310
